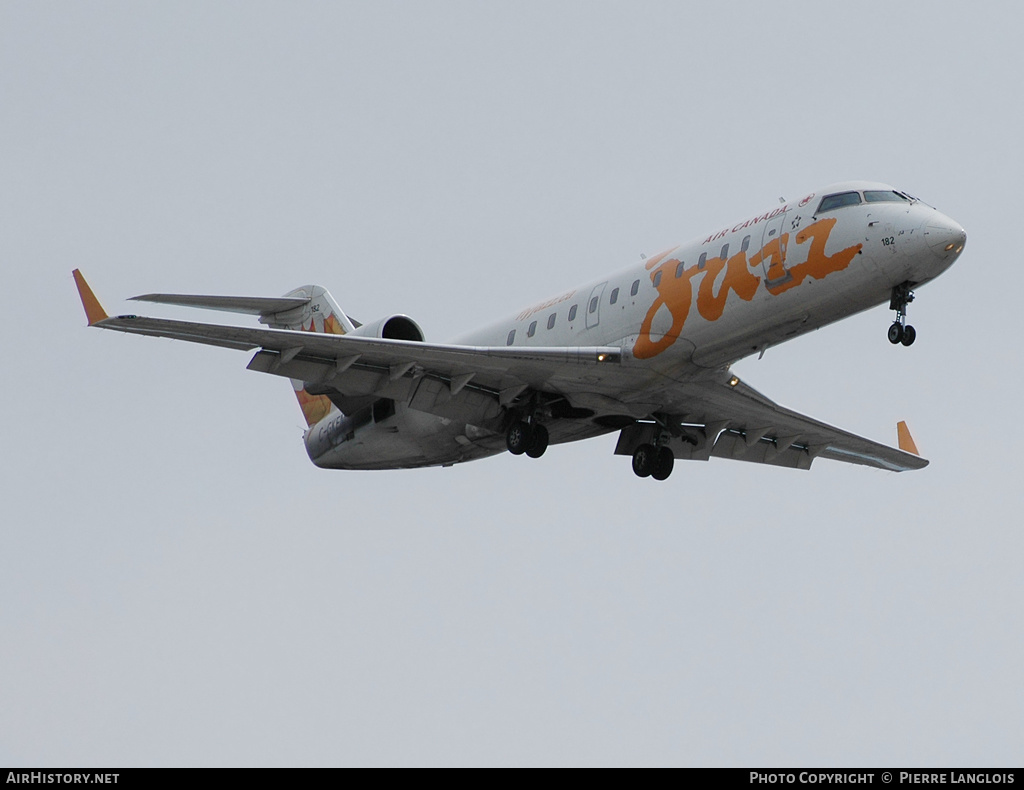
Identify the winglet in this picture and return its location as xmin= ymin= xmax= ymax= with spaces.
xmin=897 ymin=421 xmax=920 ymax=456
xmin=72 ymin=269 xmax=109 ymax=325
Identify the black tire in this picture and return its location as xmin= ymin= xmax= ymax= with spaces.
xmin=526 ymin=424 xmax=549 ymax=458
xmin=901 ymin=325 xmax=917 ymax=346
xmin=506 ymin=420 xmax=533 ymax=455
xmin=888 ymin=323 xmax=904 ymax=344
xmin=651 ymin=446 xmax=675 ymax=481
xmin=632 ymin=443 xmax=656 ymax=478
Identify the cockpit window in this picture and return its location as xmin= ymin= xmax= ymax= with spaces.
xmin=817 ymin=191 xmax=862 ymax=213
xmin=863 ymin=190 xmax=910 ymax=204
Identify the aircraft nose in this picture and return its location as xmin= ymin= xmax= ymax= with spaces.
xmin=923 ymin=212 xmax=967 ymax=261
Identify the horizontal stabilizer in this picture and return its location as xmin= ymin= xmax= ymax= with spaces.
xmin=129 ymin=293 xmax=310 ymax=316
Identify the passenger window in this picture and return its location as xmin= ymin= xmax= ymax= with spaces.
xmin=630 ymin=279 xmax=640 ymax=296
xmin=741 ymin=235 xmax=751 ymax=252
xmin=653 ymin=271 xmax=662 ymax=287
xmin=720 ymin=243 xmax=729 ymax=259
xmin=506 ymin=329 xmax=516 ymax=346
xmin=547 ymin=313 xmax=556 ymax=330
xmin=609 ymin=287 xmax=619 ymax=305
xmin=568 ymin=304 xmax=578 ymax=321
xmin=817 ymin=191 xmax=862 ymax=213
xmin=698 ymin=252 xmax=707 ymax=270
xmin=864 ymin=190 xmax=910 ymax=203
xmin=589 ymin=296 xmax=599 ymax=314
xmin=675 ymin=261 xmax=686 ymax=278
xmin=527 ymin=320 xmax=537 ymax=338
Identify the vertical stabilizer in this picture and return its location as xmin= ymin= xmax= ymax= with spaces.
xmin=261 ymin=286 xmax=356 ymax=427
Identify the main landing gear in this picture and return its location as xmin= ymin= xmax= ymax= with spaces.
xmin=506 ymin=419 xmax=549 ymax=459
xmin=631 ymin=442 xmax=674 ymax=481
xmin=888 ymin=282 xmax=917 ymax=347
xmin=632 ymin=443 xmax=674 ymax=481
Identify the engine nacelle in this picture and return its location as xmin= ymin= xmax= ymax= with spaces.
xmin=347 ymin=314 xmax=425 ymax=342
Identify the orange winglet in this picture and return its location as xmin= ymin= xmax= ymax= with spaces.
xmin=897 ymin=421 xmax=920 ymax=456
xmin=72 ymin=269 xmax=109 ymax=325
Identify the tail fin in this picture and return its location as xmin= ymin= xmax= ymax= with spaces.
xmin=262 ymin=286 xmax=356 ymax=427
xmin=131 ymin=284 xmax=356 ymax=427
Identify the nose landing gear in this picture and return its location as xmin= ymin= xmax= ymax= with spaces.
xmin=888 ymin=282 xmax=917 ymax=346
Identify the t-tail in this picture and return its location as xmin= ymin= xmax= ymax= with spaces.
xmin=127 ymin=284 xmax=356 ymax=426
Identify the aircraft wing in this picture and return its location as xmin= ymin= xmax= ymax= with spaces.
xmin=615 ymin=374 xmax=928 ymax=472
xmin=87 ymin=313 xmax=626 ymax=385
xmin=73 ymin=272 xmax=632 ymax=423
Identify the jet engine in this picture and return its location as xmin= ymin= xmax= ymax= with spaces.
xmin=346 ymin=314 xmax=424 ymax=342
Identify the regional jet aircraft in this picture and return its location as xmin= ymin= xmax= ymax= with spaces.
xmin=74 ymin=181 xmax=966 ymax=480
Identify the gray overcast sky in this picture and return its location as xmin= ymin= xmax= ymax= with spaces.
xmin=2 ymin=0 xmax=1021 ymax=767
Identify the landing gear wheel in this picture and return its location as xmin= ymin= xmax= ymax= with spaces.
xmin=651 ymin=446 xmax=675 ymax=481
xmin=526 ymin=424 xmax=549 ymax=458
xmin=632 ymin=443 xmax=656 ymax=478
xmin=888 ymin=282 xmax=917 ymax=348
xmin=506 ymin=420 xmax=533 ymax=455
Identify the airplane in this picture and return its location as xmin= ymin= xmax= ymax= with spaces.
xmin=73 ymin=180 xmax=966 ymax=481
